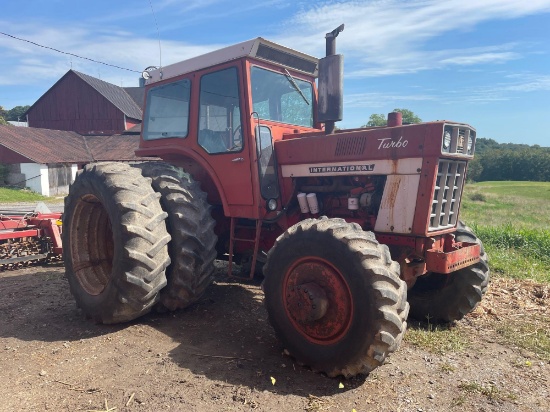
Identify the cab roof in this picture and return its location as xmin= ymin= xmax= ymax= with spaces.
xmin=144 ymin=38 xmax=319 ymax=85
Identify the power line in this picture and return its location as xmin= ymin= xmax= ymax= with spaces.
xmin=0 ymin=31 xmax=141 ymax=73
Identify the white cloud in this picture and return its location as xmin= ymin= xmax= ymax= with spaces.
xmin=274 ymin=0 xmax=550 ymax=76
xmin=0 ymin=21 xmax=223 ymax=87
xmin=345 ymin=91 xmax=438 ymax=108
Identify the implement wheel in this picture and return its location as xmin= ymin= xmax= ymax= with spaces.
xmin=135 ymin=162 xmax=217 ymax=311
xmin=63 ymin=162 xmax=171 ymax=324
xmin=408 ymin=221 xmax=490 ymax=322
xmin=263 ymin=217 xmax=408 ymax=378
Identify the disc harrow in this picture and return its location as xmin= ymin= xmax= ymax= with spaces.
xmin=0 ymin=211 xmax=63 ymax=271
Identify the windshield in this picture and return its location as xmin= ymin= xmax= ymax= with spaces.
xmin=250 ymin=66 xmax=314 ymax=127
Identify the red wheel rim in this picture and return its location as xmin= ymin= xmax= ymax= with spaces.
xmin=282 ymin=256 xmax=353 ymax=345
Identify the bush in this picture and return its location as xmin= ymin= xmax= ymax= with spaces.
xmin=468 ymin=192 xmax=486 ymax=202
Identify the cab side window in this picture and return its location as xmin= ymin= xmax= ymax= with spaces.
xmin=198 ymin=67 xmax=242 ymax=154
xmin=143 ymin=79 xmax=191 ymax=140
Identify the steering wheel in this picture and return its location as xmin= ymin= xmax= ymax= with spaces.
xmin=227 ymin=125 xmax=242 ymax=151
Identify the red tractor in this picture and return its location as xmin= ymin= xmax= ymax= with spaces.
xmin=63 ymin=25 xmax=489 ymax=377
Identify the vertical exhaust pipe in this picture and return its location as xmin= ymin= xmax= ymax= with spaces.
xmin=318 ymin=24 xmax=345 ymax=135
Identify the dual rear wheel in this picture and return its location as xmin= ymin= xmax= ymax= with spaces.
xmin=63 ymin=162 xmax=216 ymax=323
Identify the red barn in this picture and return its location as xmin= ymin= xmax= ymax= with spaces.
xmin=25 ymin=70 xmax=143 ymax=135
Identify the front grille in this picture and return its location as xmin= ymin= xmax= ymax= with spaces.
xmin=256 ymin=44 xmax=317 ymax=74
xmin=429 ymin=160 xmax=467 ymax=231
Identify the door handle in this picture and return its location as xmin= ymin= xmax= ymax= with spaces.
xmin=232 ymin=157 xmax=244 ymax=162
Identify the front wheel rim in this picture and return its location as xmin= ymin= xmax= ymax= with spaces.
xmin=282 ymin=257 xmax=353 ymax=345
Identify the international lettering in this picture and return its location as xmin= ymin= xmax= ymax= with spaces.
xmin=309 ymin=164 xmax=375 ymax=173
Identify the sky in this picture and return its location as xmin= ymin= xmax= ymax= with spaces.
xmin=1 ymin=0 xmax=549 ymax=146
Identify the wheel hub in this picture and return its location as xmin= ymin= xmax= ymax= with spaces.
xmin=283 ymin=257 xmax=353 ymax=344
xmin=286 ymin=282 xmax=328 ymax=323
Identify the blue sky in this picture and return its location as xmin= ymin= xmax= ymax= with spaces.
xmin=1 ymin=0 xmax=549 ymax=146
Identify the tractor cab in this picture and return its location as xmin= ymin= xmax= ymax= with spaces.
xmin=136 ymin=38 xmax=323 ymax=219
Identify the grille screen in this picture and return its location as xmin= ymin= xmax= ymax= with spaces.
xmin=430 ymin=160 xmax=467 ymax=231
xmin=256 ymin=44 xmax=317 ymax=74
xmin=334 ymin=136 xmax=367 ymax=157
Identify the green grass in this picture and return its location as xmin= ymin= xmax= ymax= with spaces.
xmin=462 ymin=181 xmax=550 ymax=229
xmin=496 ymin=319 xmax=550 ymax=361
xmin=458 ymin=381 xmax=517 ymax=402
xmin=0 ymin=187 xmax=54 ymax=203
xmin=461 ymin=181 xmax=550 ymax=283
xmin=405 ymin=322 xmax=468 ymax=354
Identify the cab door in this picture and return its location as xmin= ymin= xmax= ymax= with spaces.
xmin=196 ymin=64 xmax=255 ymax=214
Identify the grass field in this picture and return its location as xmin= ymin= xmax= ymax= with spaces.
xmin=2 ymin=182 xmax=548 ymax=283
xmin=0 ymin=187 xmax=54 ymax=203
xmin=461 ymin=181 xmax=550 ymax=283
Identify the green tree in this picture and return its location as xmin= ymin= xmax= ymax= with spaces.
xmin=7 ymin=105 xmax=30 ymax=122
xmin=363 ymin=113 xmax=387 ymax=127
xmin=393 ymin=108 xmax=422 ymax=124
xmin=362 ymin=108 xmax=422 ymax=127
xmin=0 ymin=106 xmax=7 ymax=125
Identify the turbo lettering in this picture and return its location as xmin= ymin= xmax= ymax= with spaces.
xmin=377 ymin=136 xmax=409 ymax=150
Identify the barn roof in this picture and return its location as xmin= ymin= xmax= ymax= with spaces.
xmin=72 ymin=71 xmax=143 ymax=120
xmin=123 ymin=86 xmax=145 ymax=110
xmin=0 ymin=125 xmax=150 ymax=164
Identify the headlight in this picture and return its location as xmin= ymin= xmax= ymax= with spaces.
xmin=442 ymin=130 xmax=451 ymax=151
xmin=267 ymin=198 xmax=278 ymax=211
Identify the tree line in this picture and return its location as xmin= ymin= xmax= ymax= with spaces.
xmin=468 ymin=138 xmax=550 ymax=182
xmin=0 ymin=105 xmax=31 ymax=124
xmin=364 ymin=110 xmax=549 ymax=182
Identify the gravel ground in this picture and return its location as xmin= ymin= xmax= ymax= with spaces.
xmin=0 ymin=262 xmax=548 ymax=412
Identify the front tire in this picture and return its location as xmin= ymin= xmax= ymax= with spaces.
xmin=63 ymin=162 xmax=171 ymax=324
xmin=408 ymin=221 xmax=490 ymax=322
xmin=263 ymin=217 xmax=408 ymax=378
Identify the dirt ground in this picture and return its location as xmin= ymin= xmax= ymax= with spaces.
xmin=1 ymin=262 xmax=548 ymax=412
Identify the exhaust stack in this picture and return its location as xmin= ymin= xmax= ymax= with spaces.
xmin=318 ymin=24 xmax=344 ymax=135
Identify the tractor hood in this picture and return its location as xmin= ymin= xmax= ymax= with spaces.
xmin=274 ymin=121 xmax=475 ymax=178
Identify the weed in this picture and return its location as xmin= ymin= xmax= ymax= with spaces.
xmin=405 ymin=322 xmax=468 ymax=354
xmin=440 ymin=361 xmax=456 ymax=373
xmin=458 ymin=381 xmax=517 ymax=402
xmin=496 ymin=320 xmax=550 ymax=361
xmin=451 ymin=395 xmax=466 ymax=407
xmin=512 ymin=358 xmax=533 ymax=368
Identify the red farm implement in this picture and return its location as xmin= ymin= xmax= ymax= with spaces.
xmin=0 ymin=210 xmax=62 ymax=269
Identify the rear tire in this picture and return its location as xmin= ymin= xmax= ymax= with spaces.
xmin=264 ymin=217 xmax=408 ymax=377
xmin=63 ymin=162 xmax=171 ymax=324
xmin=135 ymin=162 xmax=217 ymax=311
xmin=408 ymin=221 xmax=490 ymax=322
